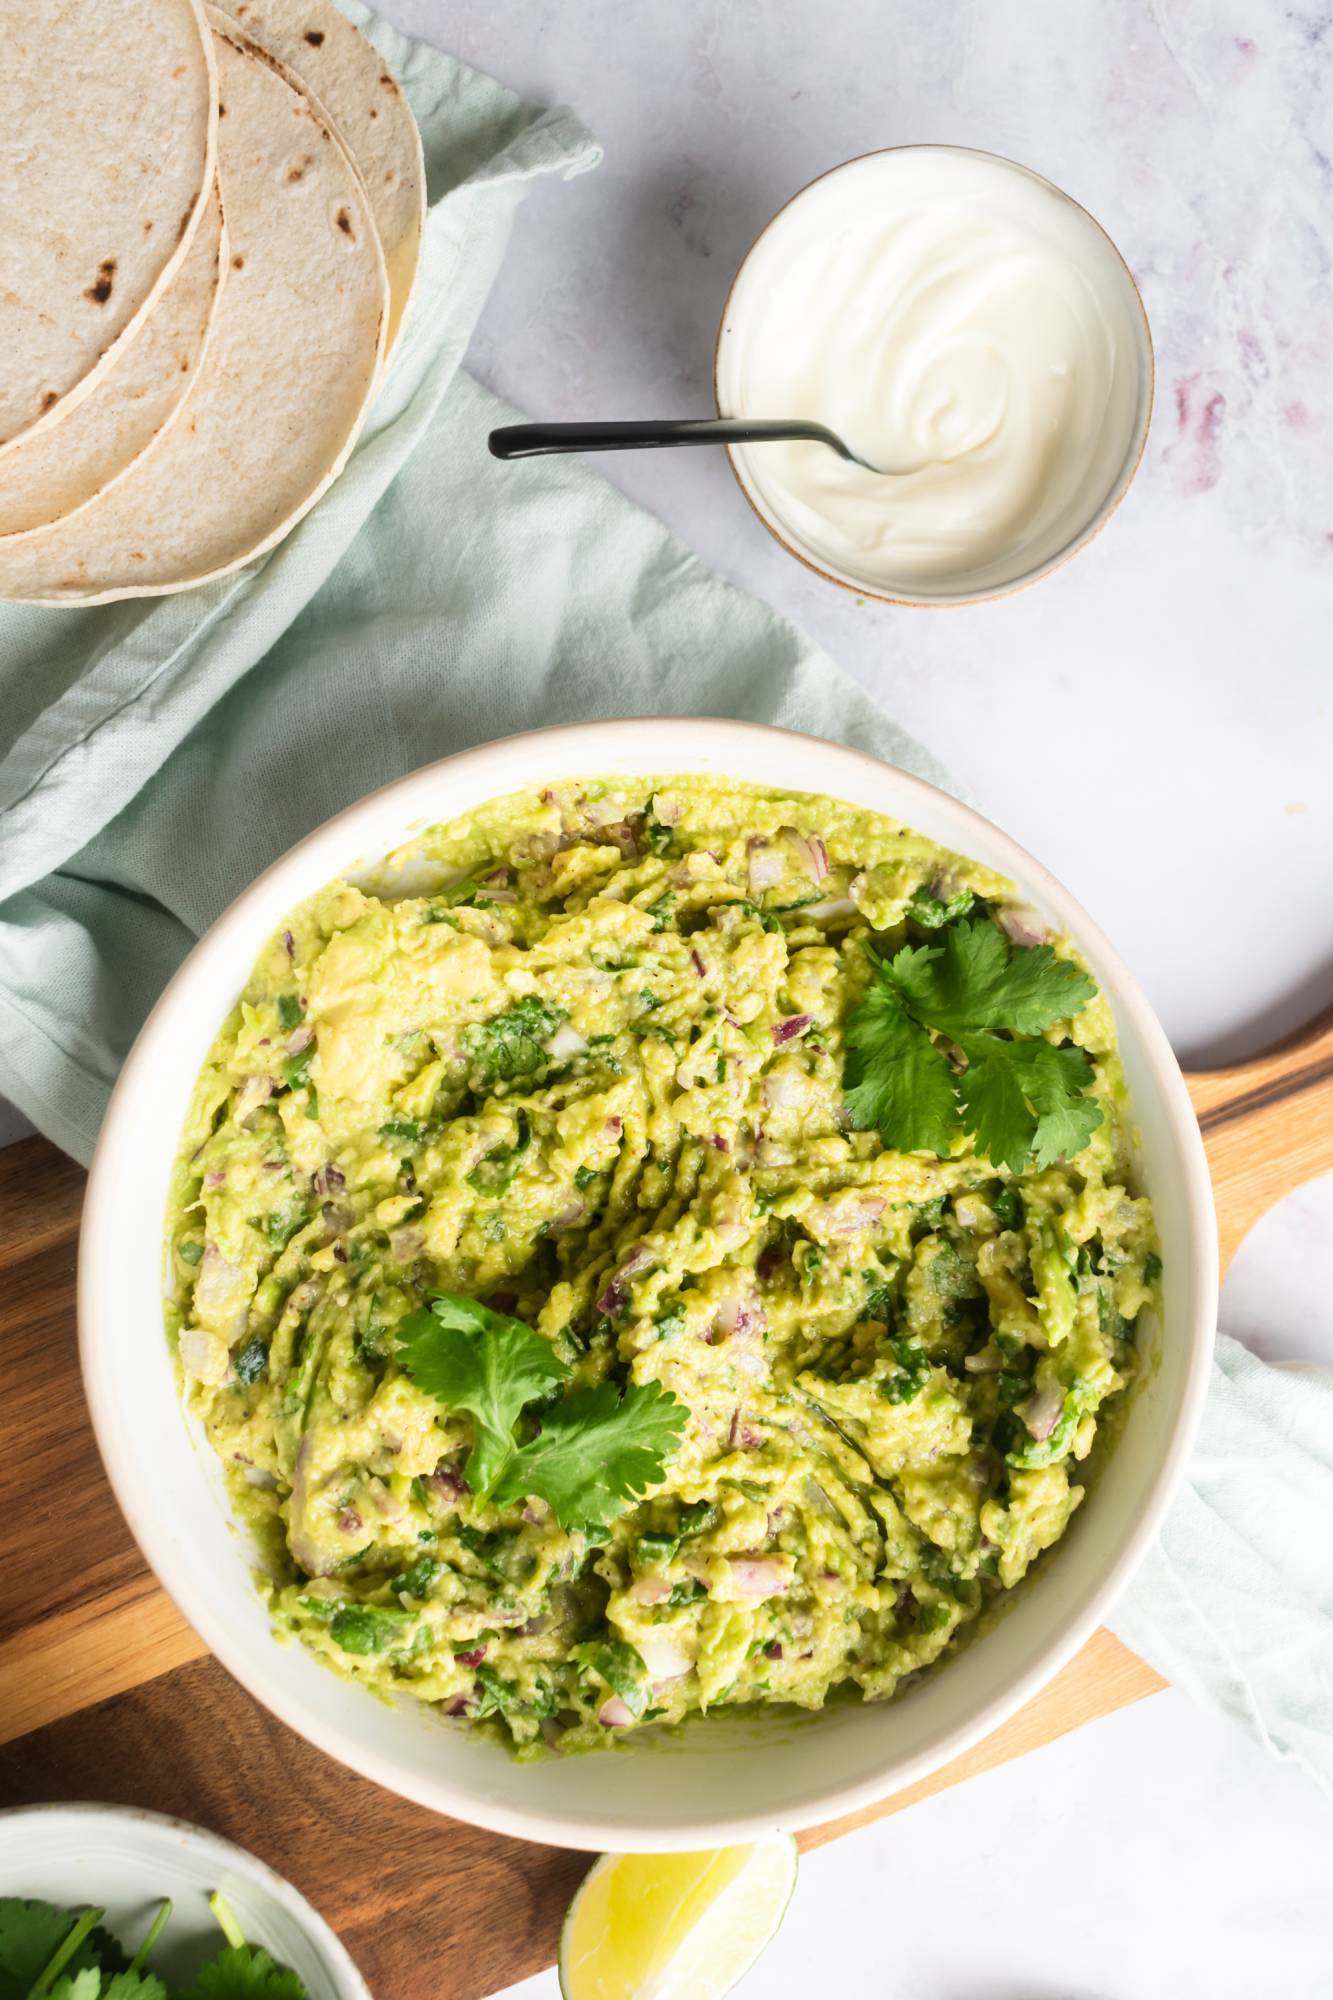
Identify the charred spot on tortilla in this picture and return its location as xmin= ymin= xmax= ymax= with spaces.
xmin=144 ymin=219 xmax=154 ymax=233
xmin=177 ymin=205 xmax=192 ymax=239
xmin=41 ymin=390 xmax=58 ymax=412
xmin=304 ymin=28 xmax=325 ymax=44
xmin=379 ymin=72 xmax=398 ymax=91
xmin=232 ymin=253 xmax=245 ymax=270
xmin=85 ymin=259 xmax=117 ymax=305
xmin=288 ymin=156 xmax=314 ymax=182
xmin=335 ymin=207 xmax=353 ymax=236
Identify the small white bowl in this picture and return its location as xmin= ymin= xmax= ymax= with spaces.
xmin=0 ymin=1803 xmax=369 ymax=1999
xmin=80 ymin=719 xmax=1215 ymax=1851
xmin=715 ymin=146 xmax=1155 ymax=607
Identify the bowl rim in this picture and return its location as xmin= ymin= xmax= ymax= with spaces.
xmin=78 ymin=717 xmax=1216 ymax=1849
xmin=713 ymin=142 xmax=1157 ymax=608
xmin=0 ymin=1800 xmax=371 ymax=1999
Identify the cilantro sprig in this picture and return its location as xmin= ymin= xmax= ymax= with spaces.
xmin=843 ymin=919 xmax=1102 ymax=1173
xmin=396 ymin=1293 xmax=685 ymax=1530
xmin=0 ymin=1892 xmax=305 ymax=2000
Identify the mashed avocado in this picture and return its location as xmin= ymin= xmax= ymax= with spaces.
xmin=167 ymin=777 xmax=1158 ymax=1753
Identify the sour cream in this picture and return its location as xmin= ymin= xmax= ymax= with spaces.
xmin=716 ymin=148 xmax=1151 ymax=602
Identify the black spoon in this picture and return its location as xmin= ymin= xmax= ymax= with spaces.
xmin=487 ymin=416 xmax=886 ymax=470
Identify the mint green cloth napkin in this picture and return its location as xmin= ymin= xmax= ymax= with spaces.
xmin=0 ymin=5 xmax=949 ymax=1164
xmin=0 ymin=3 xmax=1326 ymax=1812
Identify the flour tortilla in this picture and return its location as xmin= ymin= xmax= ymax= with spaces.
xmin=218 ymin=0 xmax=424 ymax=355
xmin=0 ymin=26 xmax=387 ymax=605
xmin=0 ymin=186 xmax=226 ymax=542
xmin=0 ymin=0 xmax=217 ymax=455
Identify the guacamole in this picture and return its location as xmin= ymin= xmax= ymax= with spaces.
xmin=167 ymin=777 xmax=1158 ymax=1753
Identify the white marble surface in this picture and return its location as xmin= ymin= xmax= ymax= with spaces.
xmin=372 ymin=1 xmax=1333 ymax=1991
xmin=494 ymin=1688 xmax=1333 ymax=2000
xmin=9 ymin=0 xmax=1333 ymax=1990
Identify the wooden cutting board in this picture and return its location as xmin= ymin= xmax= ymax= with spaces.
xmin=2 ymin=1006 xmax=1330 ymax=1998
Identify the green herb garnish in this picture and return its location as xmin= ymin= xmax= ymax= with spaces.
xmin=843 ymin=920 xmax=1101 ymax=1172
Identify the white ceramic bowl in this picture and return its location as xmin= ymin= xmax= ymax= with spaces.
xmin=714 ymin=146 xmax=1155 ymax=606
xmin=0 ymin=1802 xmax=368 ymax=1998
xmin=80 ymin=719 xmax=1216 ymax=1852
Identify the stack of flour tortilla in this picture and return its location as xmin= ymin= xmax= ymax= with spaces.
xmin=0 ymin=0 xmax=424 ymax=604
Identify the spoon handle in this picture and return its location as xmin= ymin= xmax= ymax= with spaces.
xmin=488 ymin=417 xmax=849 ymax=460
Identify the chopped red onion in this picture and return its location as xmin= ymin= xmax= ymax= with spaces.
xmin=726 ymin=1557 xmax=791 ymax=1599
xmin=690 ymin=948 xmax=707 ymax=978
xmin=783 ymin=827 xmax=829 ymax=881
xmin=442 ymin=1693 xmax=471 ymax=1717
xmin=179 ymin=1324 xmax=223 ymax=1381
xmin=598 ymin=820 xmax=643 ymax=859
xmin=596 ymin=1244 xmax=651 ymax=1318
xmin=312 ymin=1162 xmax=345 ymax=1195
xmin=455 ymin=1645 xmax=487 ymax=1668
xmin=760 ymin=1067 xmax=806 ymax=1111
xmin=547 ymin=1022 xmax=587 ymax=1060
xmin=389 ymin=1225 xmax=425 ymax=1263
xmin=747 ymin=837 xmax=785 ymax=894
xmin=337 ymin=1507 xmax=362 ymax=1534
xmin=799 ymin=895 xmax=857 ymax=923
xmin=286 ymin=1025 xmax=313 ymax=1056
xmin=551 ymin=1198 xmax=587 ymax=1231
xmin=998 ymin=905 xmax=1048 ymax=949
xmin=1022 ymin=1381 xmax=1065 ymax=1441
xmin=204 ymin=1171 xmax=226 ymax=1188
xmin=598 ymin=1694 xmax=635 ymax=1728
xmin=430 ymin=1464 xmax=471 ymax=1502
xmin=282 ymin=930 xmax=295 ymax=958
xmin=771 ymin=1013 xmax=812 ymax=1045
xmin=232 ymin=1075 xmax=274 ymax=1121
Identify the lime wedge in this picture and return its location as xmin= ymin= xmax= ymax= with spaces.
xmin=558 ymin=1836 xmax=797 ymax=2000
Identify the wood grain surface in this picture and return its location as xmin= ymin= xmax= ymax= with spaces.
xmin=2 ymin=1008 xmax=1329 ymax=1997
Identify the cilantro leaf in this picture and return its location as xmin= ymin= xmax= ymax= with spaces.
xmin=954 ymin=1033 xmax=1039 ymax=1175
xmin=329 ymin=1604 xmax=414 ymax=1655
xmin=0 ymin=1902 xmax=127 ymax=2000
xmin=842 ymin=974 xmax=957 ymax=1156
xmin=842 ymin=920 xmax=1102 ymax=1171
xmin=397 ymin=1293 xmax=568 ymax=1494
xmin=1011 ymin=1039 xmax=1106 ymax=1169
xmin=570 ymin=1638 xmax=649 ymax=1714
xmin=47 ymin=1975 xmax=105 ymax=2000
xmin=178 ymin=1945 xmax=305 ymax=2000
xmin=463 ymin=997 xmax=565 ymax=1084
xmin=889 ymin=921 xmax=1097 ymax=1036
xmin=491 ymin=1378 xmax=686 ymax=1531
xmin=955 ymin=1035 xmax=1103 ymax=1174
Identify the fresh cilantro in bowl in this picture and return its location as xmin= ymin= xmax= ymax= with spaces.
xmin=0 ymin=1891 xmax=304 ymax=2000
